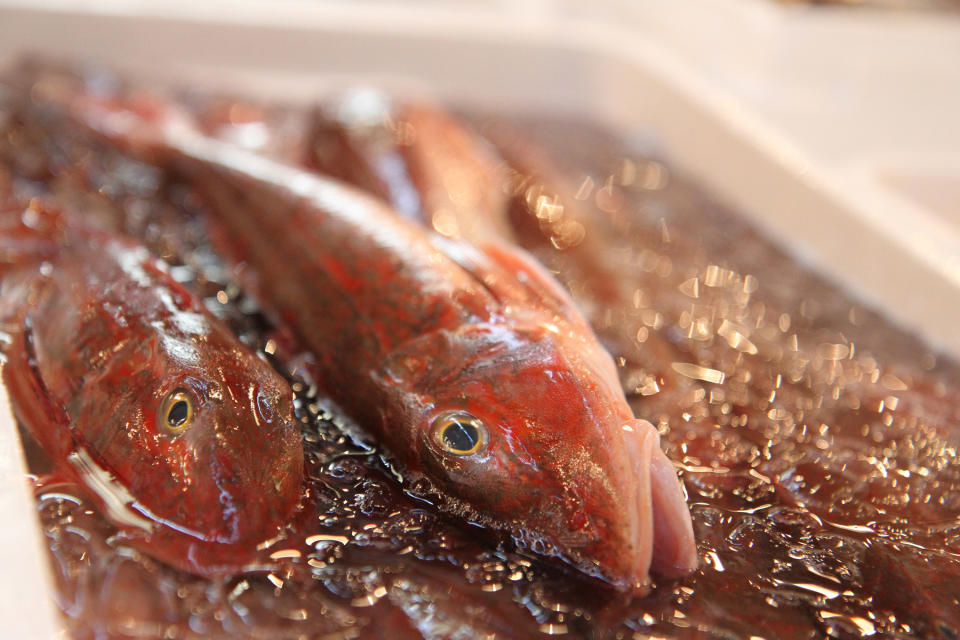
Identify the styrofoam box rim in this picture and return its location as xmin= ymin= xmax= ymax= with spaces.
xmin=0 ymin=2 xmax=956 ymax=636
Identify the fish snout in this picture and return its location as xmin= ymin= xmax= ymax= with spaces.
xmin=548 ymin=418 xmax=697 ymax=594
xmin=584 ymin=421 xmax=658 ymax=593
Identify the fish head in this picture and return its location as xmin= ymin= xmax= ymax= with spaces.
xmin=141 ymin=322 xmax=305 ymax=548
xmin=381 ymin=319 xmax=696 ymax=592
xmin=58 ymin=266 xmax=303 ymax=570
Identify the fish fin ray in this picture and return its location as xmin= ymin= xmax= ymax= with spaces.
xmin=430 ymin=235 xmax=589 ymax=333
xmin=481 ymin=242 xmax=573 ymax=307
xmin=478 ymin=241 xmax=594 ymax=334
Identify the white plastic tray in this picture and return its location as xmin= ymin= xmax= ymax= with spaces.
xmin=0 ymin=1 xmax=956 ymax=635
xmin=0 ymin=383 xmax=60 ymax=638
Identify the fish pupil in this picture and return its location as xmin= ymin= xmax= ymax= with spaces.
xmin=168 ymin=400 xmax=189 ymax=427
xmin=443 ymin=420 xmax=479 ymax=452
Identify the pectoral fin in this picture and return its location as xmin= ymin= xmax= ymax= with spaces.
xmin=480 ymin=242 xmax=574 ymax=309
xmin=430 ymin=233 xmax=589 ymax=333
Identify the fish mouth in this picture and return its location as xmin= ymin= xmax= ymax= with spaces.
xmin=548 ymin=419 xmax=697 ymax=594
xmin=618 ymin=419 xmax=697 ymax=590
xmin=647 ymin=435 xmax=698 ymax=578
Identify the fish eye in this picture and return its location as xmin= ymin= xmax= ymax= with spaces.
xmin=431 ymin=411 xmax=488 ymax=456
xmin=159 ymin=389 xmax=194 ymax=434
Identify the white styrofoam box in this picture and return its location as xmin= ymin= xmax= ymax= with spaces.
xmin=627 ymin=0 xmax=960 ymax=200
xmin=0 ymin=1 xmax=956 ymax=635
xmin=0 ymin=382 xmax=61 ymax=638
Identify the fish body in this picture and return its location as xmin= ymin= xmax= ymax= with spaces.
xmin=304 ymin=99 xmax=693 ymax=425
xmin=304 ymin=88 xmax=513 ymax=245
xmin=41 ymin=83 xmax=696 ymax=592
xmin=301 ymin=93 xmax=700 ymax=583
xmin=304 ymin=96 xmax=644 ymax=322
xmin=0 ymin=198 xmax=304 ymax=574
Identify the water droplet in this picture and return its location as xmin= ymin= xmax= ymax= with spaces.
xmin=880 ymin=374 xmax=908 ymax=391
xmin=718 ymin=320 xmax=758 ymax=355
xmin=672 ymin=362 xmax=725 ymax=384
xmin=679 ymin=277 xmax=700 ymax=298
xmin=817 ymin=343 xmax=850 ymax=360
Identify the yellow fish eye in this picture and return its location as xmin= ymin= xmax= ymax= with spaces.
xmin=431 ymin=411 xmax=488 ymax=456
xmin=159 ymin=389 xmax=194 ymax=434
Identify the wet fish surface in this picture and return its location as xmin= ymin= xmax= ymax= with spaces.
xmin=300 ymin=88 xmax=692 ymax=415
xmin=0 ymin=195 xmax=304 ymax=575
xmin=19 ymin=70 xmax=698 ymax=593
xmin=303 ymin=87 xmax=514 ymax=244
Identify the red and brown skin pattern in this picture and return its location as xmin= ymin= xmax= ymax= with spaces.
xmin=0 ymin=197 xmax=304 ymax=575
xmin=41 ymin=83 xmax=697 ymax=593
xmin=303 ymin=88 xmax=515 ymax=245
xmin=300 ymin=93 xmax=702 ymax=576
xmin=299 ymin=94 xmax=687 ymax=407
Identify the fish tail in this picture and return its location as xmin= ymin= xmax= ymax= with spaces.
xmin=15 ymin=66 xmax=302 ymax=319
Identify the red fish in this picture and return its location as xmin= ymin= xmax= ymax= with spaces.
xmin=37 ymin=83 xmax=697 ymax=593
xmin=304 ymin=88 xmax=514 ymax=245
xmin=0 ymin=197 xmax=304 ymax=575
xmin=303 ymin=96 xmax=692 ymax=415
xmin=302 ymin=93 xmax=638 ymax=318
xmin=302 ymin=92 xmax=700 ymax=583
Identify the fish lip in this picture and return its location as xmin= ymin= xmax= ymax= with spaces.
xmin=618 ymin=419 xmax=698 ymax=588
xmin=648 ymin=442 xmax=699 ymax=577
xmin=543 ymin=419 xmax=696 ymax=594
xmin=618 ymin=421 xmax=658 ymax=591
xmin=513 ymin=421 xmax=658 ymax=593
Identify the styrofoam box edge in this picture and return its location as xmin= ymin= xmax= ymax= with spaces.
xmin=0 ymin=382 xmax=61 ymax=637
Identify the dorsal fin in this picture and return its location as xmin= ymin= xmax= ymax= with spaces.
xmin=479 ymin=242 xmax=576 ymax=310
xmin=481 ymin=241 xmax=597 ymax=336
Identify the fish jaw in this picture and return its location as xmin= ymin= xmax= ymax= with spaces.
xmin=606 ymin=419 xmax=698 ymax=589
xmin=518 ymin=419 xmax=697 ymax=595
xmin=647 ymin=437 xmax=699 ymax=578
xmin=599 ymin=421 xmax=658 ymax=593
